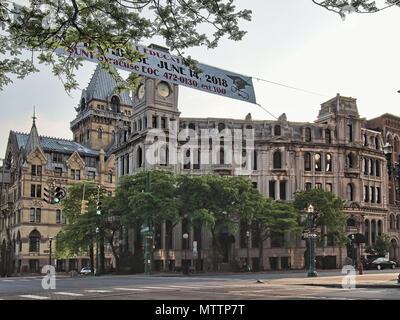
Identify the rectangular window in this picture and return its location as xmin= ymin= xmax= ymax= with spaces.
xmin=364 ymin=185 xmax=369 ymax=202
xmin=88 ymin=171 xmax=95 ymax=180
xmin=370 ymin=186 xmax=375 ymax=203
xmin=152 ymin=116 xmax=157 ymax=128
xmin=108 ymin=174 xmax=112 ymax=183
xmin=377 ymin=187 xmax=381 ymax=203
xmin=279 ymin=181 xmax=286 ymax=200
xmin=305 ymin=182 xmax=312 ymax=190
xmin=325 ymin=183 xmax=332 ymax=192
xmin=56 ymin=210 xmax=61 ymax=224
xmin=31 ymin=184 xmax=36 ymax=197
xmin=71 ymin=169 xmax=75 ymax=180
xmin=62 ymin=214 xmax=66 ymax=224
xmin=36 ymin=184 xmax=41 ymax=198
xmin=31 ymin=165 xmax=36 ymax=176
xmin=161 ymin=117 xmax=166 ymax=129
xmin=86 ymin=157 xmax=96 ymax=167
xmin=269 ymin=181 xmax=276 ymax=200
xmin=53 ymin=152 xmax=63 ymax=163
xmin=346 ymin=124 xmax=353 ymax=142
xmin=315 ymin=183 xmax=322 ymax=189
xmin=35 ymin=208 xmax=41 ymax=223
xmin=30 ymin=208 xmax=35 ymax=223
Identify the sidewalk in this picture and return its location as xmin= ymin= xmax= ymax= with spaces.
xmin=268 ymin=272 xmax=400 ymax=289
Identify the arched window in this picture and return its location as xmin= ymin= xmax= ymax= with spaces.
xmin=394 ymin=136 xmax=399 ymax=153
xmin=397 ymin=215 xmax=400 ymax=230
xmin=369 ymin=159 xmax=374 ymax=175
xmin=377 ymin=220 xmax=382 ymax=236
xmin=98 ymin=128 xmax=102 ymax=139
xmin=218 ymin=123 xmax=225 ymax=132
xmin=305 ymin=127 xmax=312 ymax=142
xmin=365 ymin=220 xmax=370 ymax=245
xmin=371 ymin=220 xmax=376 ymax=243
xmin=274 ymin=125 xmax=281 ymax=136
xmin=219 ymin=148 xmax=225 ymax=165
xmin=376 ymin=160 xmax=380 ymax=177
xmin=315 ymin=153 xmax=321 ymax=171
xmin=346 ymin=184 xmax=354 ymax=201
xmin=325 ymin=153 xmax=332 ymax=172
xmin=390 ymin=214 xmax=395 ymax=230
xmin=110 ymin=95 xmax=121 ymax=113
xmin=304 ymin=152 xmax=311 ymax=171
xmin=375 ymin=136 xmax=380 ymax=150
xmin=273 ymin=151 xmax=281 ymax=169
xmin=29 ymin=230 xmax=41 ymax=252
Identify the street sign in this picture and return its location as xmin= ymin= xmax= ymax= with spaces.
xmin=308 ymin=232 xmax=319 ymax=239
xmin=141 ymin=226 xmax=149 ymax=233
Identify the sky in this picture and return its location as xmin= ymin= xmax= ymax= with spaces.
xmin=0 ymin=0 xmax=399 ymax=158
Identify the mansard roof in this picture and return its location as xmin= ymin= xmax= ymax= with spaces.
xmin=12 ymin=132 xmax=99 ymax=157
xmin=83 ymin=64 xmax=133 ymax=106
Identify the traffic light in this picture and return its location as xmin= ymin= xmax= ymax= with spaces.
xmin=96 ymin=201 xmax=102 ymax=215
xmin=81 ymin=199 xmax=89 ymax=214
xmin=54 ymin=187 xmax=66 ymax=203
xmin=43 ymin=186 xmax=53 ymax=204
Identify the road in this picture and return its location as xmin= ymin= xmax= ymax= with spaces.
xmin=0 ymin=269 xmax=398 ymax=301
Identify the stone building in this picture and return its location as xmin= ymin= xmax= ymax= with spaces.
xmin=366 ymin=113 xmax=400 ymax=263
xmin=0 ymin=64 xmax=131 ymax=275
xmin=114 ymin=65 xmax=389 ymax=271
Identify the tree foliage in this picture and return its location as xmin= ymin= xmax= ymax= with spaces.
xmin=0 ymin=0 xmax=251 ymax=92
xmin=312 ymin=0 xmax=400 ymax=19
xmin=293 ymin=188 xmax=349 ymax=245
xmin=365 ymin=234 xmax=391 ymax=257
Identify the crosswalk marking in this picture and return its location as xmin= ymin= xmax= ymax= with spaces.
xmin=2 ymin=280 xmax=14 ymax=282
xmin=54 ymin=292 xmax=84 ymax=296
xmin=19 ymin=295 xmax=51 ymax=300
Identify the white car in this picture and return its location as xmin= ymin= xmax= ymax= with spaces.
xmin=80 ymin=267 xmax=95 ymax=275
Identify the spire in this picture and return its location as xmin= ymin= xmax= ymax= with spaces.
xmin=25 ymin=107 xmax=40 ymax=154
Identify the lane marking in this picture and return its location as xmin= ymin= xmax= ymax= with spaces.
xmin=140 ymin=286 xmax=176 ymax=290
xmin=19 ymin=295 xmax=51 ymax=300
xmin=54 ymin=292 xmax=84 ymax=296
xmin=2 ymin=280 xmax=15 ymax=282
xmin=84 ymin=289 xmax=112 ymax=293
xmin=114 ymin=288 xmax=150 ymax=291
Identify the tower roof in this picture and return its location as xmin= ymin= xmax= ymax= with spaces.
xmin=84 ymin=64 xmax=133 ymax=106
xmin=25 ymin=107 xmax=40 ymax=155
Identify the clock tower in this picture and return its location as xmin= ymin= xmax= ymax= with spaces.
xmin=114 ymin=45 xmax=181 ymax=180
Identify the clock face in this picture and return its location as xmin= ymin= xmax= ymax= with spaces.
xmin=137 ymin=84 xmax=145 ymax=100
xmin=157 ymin=82 xmax=170 ymax=97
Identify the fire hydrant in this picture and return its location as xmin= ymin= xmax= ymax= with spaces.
xmin=358 ymin=263 xmax=363 ymax=275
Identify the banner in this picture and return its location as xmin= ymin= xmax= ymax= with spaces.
xmin=55 ymin=43 xmax=257 ymax=104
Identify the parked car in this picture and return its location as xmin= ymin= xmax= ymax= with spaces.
xmin=365 ymin=258 xmax=396 ymax=270
xmin=80 ymin=267 xmax=96 ymax=275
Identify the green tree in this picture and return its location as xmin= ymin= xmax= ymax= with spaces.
xmin=293 ymin=188 xmax=349 ymax=246
xmin=365 ymin=234 xmax=391 ymax=257
xmin=312 ymin=0 xmax=400 ymax=19
xmin=254 ymin=198 xmax=300 ymax=270
xmin=0 ymin=0 xmax=251 ymax=92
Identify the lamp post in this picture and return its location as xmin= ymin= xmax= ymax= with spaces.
xmin=307 ymin=204 xmax=318 ymax=277
xmin=95 ymin=227 xmax=99 ymax=276
xmin=182 ymin=233 xmax=188 ymax=274
xmin=48 ymin=237 xmax=53 ymax=267
xmin=246 ymin=230 xmax=250 ymax=272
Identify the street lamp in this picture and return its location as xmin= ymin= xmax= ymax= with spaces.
xmin=182 ymin=233 xmax=189 ymax=274
xmin=246 ymin=230 xmax=251 ymax=272
xmin=307 ymin=204 xmax=318 ymax=277
xmin=48 ymin=237 xmax=53 ymax=267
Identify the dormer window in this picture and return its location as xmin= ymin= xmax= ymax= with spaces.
xmin=110 ymin=95 xmax=121 ymax=113
xmin=81 ymin=98 xmax=86 ymax=111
